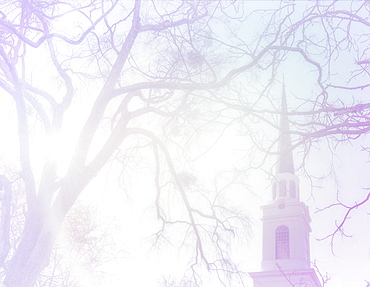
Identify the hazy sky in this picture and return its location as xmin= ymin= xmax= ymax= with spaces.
xmin=1 ymin=1 xmax=370 ymax=286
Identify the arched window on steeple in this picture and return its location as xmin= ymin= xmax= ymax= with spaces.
xmin=275 ymin=225 xmax=290 ymax=259
xmin=272 ymin=183 xmax=277 ymax=201
xmin=289 ymin=180 xmax=296 ymax=198
xmin=279 ymin=180 xmax=287 ymax=197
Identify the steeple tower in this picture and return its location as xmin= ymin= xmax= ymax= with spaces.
xmin=249 ymin=85 xmax=322 ymax=287
xmin=277 ymin=83 xmax=294 ymax=175
xmin=271 ymin=83 xmax=300 ymax=203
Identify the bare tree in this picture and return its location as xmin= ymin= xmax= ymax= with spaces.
xmin=0 ymin=1 xmax=252 ymax=286
xmin=0 ymin=1 xmax=369 ymax=286
xmin=34 ymin=202 xmax=119 ymax=287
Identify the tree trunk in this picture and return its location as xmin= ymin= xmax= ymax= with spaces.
xmin=4 ymin=169 xmax=90 ymax=287
xmin=4 ymin=209 xmax=57 ymax=287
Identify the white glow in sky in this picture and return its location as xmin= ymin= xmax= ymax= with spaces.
xmin=0 ymin=1 xmax=370 ymax=287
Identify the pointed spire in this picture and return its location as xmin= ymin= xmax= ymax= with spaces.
xmin=277 ymin=82 xmax=295 ymax=174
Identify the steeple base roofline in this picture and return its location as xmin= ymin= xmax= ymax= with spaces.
xmin=249 ymin=268 xmax=322 ymax=287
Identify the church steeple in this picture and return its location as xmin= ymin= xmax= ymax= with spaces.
xmin=271 ymin=84 xmax=299 ymax=202
xmin=277 ymin=83 xmax=294 ymax=175
xmin=249 ymin=84 xmax=322 ymax=287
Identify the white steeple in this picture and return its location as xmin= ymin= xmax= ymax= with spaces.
xmin=249 ymin=85 xmax=322 ymax=287
xmin=271 ymin=83 xmax=300 ymax=204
